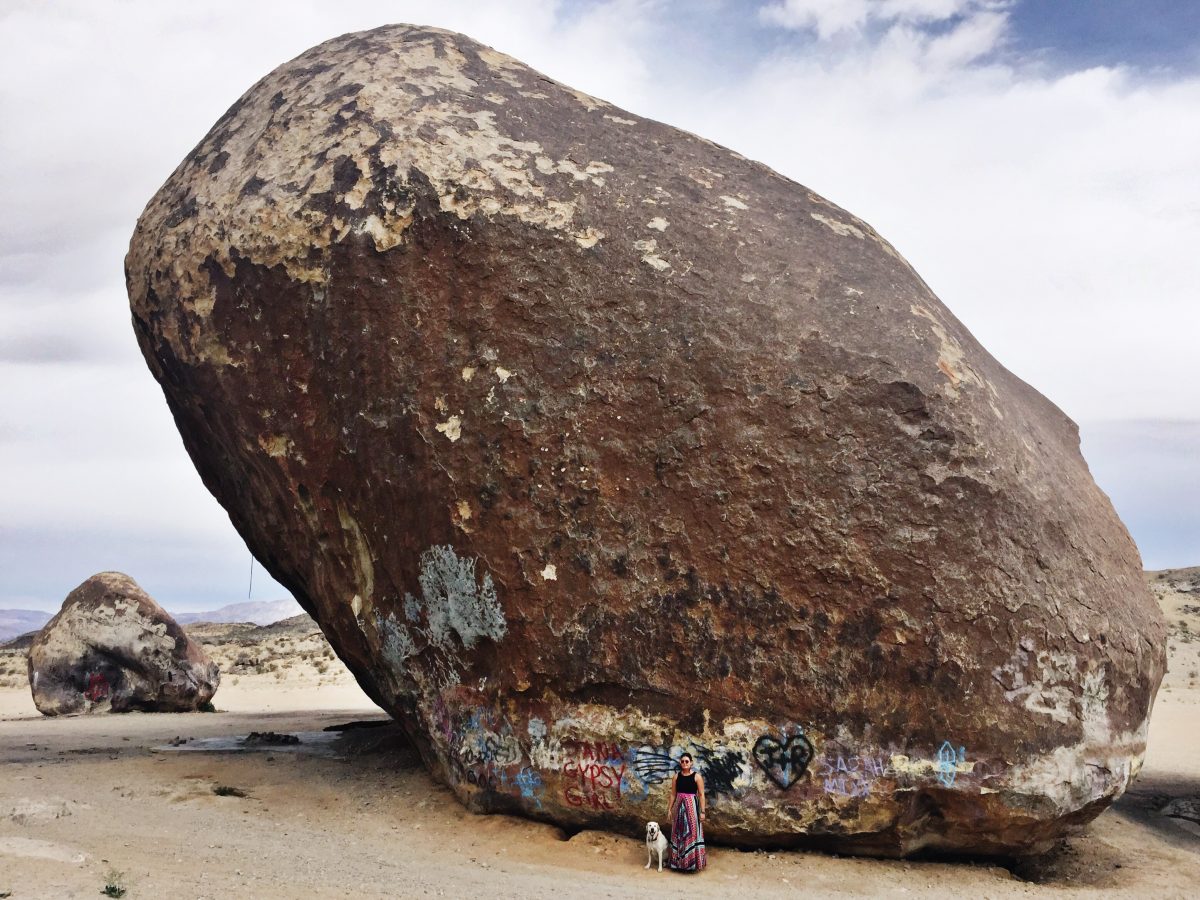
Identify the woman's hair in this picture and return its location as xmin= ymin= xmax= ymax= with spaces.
xmin=679 ymin=752 xmax=693 ymax=764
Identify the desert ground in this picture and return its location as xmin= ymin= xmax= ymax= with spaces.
xmin=1 ymin=574 xmax=1198 ymax=899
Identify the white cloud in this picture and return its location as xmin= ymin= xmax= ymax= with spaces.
xmin=759 ymin=0 xmax=990 ymax=39
xmin=669 ymin=4 xmax=1200 ymax=422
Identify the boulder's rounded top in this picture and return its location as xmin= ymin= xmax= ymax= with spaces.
xmin=128 ymin=23 xmax=631 ymax=294
xmin=58 ymin=571 xmax=163 ymax=617
xmin=73 ymin=570 xmax=142 ymax=594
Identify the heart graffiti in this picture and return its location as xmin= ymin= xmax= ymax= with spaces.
xmin=753 ymin=733 xmax=814 ymax=790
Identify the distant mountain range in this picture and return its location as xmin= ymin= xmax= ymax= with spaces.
xmin=172 ymin=598 xmax=303 ymax=626
xmin=0 ymin=598 xmax=302 ymax=643
xmin=0 ymin=610 xmax=52 ymax=643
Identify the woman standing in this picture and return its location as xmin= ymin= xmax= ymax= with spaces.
xmin=668 ymin=752 xmax=707 ymax=872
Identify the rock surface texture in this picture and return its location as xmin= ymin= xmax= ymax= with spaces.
xmin=28 ymin=573 xmax=219 ymax=715
xmin=126 ymin=25 xmax=1165 ymax=855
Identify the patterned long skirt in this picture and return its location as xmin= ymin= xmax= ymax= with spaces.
xmin=669 ymin=792 xmax=707 ymax=872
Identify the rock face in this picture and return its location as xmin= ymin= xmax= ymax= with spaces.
xmin=28 ymin=573 xmax=219 ymax=715
xmin=125 ymin=25 xmax=1165 ymax=855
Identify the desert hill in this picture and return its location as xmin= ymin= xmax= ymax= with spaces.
xmin=1150 ymin=566 xmax=1200 ymax=694
xmin=173 ymin=597 xmax=302 ymax=626
xmin=0 ymin=609 xmax=50 ymax=643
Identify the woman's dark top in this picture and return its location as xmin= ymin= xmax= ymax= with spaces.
xmin=676 ymin=771 xmax=698 ymax=794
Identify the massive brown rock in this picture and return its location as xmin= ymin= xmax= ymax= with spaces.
xmin=29 ymin=573 xmax=219 ymax=715
xmin=125 ymin=25 xmax=1165 ymax=855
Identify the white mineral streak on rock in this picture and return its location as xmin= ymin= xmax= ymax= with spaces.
xmin=535 ymin=155 xmax=613 ymax=186
xmin=476 ymin=47 xmax=526 ymax=87
xmin=572 ymin=227 xmax=604 ymax=248
xmin=564 ymin=85 xmax=608 ymax=111
xmin=646 ymin=217 xmax=669 ymax=231
xmin=810 ymin=212 xmax=865 ymax=239
xmin=551 ymin=702 xmax=672 ymax=745
xmin=603 ymin=114 xmax=637 ymax=125
xmin=999 ymin=717 xmax=1148 ymax=813
xmin=720 ymin=195 xmax=749 ymax=210
xmin=494 ymin=367 xmax=513 ymax=383
xmin=461 ymin=366 xmax=476 ymax=382
xmin=337 ymin=504 xmax=376 ymax=601
xmin=436 ymin=415 xmax=463 ymax=441
xmin=540 ymin=563 xmax=557 ymax=581
xmin=909 ymin=304 xmax=1000 ymax=410
xmin=690 ymin=167 xmax=723 ymax=188
xmin=633 ymin=238 xmax=670 ymax=271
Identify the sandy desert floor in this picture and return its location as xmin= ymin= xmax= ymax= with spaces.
xmin=1 ymin=577 xmax=1198 ymax=899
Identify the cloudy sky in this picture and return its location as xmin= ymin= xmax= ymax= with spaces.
xmin=1 ymin=0 xmax=1197 ymax=612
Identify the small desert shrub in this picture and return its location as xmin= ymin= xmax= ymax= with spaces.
xmin=212 ymin=785 xmax=247 ymax=797
xmin=101 ymin=869 xmax=127 ymax=897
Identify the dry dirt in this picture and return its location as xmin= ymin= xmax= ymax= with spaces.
xmin=1 ymin=579 xmax=1197 ymax=899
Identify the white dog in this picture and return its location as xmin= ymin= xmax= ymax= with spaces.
xmin=645 ymin=821 xmax=669 ymax=871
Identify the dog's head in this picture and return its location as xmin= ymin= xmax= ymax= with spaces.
xmin=646 ymin=821 xmax=661 ymax=841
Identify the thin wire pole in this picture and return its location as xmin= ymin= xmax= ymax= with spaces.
xmin=248 ymin=553 xmax=254 ymax=599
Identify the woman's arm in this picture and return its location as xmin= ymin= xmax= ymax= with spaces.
xmin=669 ymin=773 xmax=678 ymax=819
xmin=697 ymin=773 xmax=706 ymax=819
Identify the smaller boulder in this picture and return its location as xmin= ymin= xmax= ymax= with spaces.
xmin=27 ymin=572 xmax=219 ymax=715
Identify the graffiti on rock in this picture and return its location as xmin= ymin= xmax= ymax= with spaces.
xmin=631 ymin=747 xmax=679 ymax=785
xmin=425 ymin=701 xmax=993 ymax=814
xmin=631 ymin=743 xmax=749 ymax=797
xmin=516 ymin=766 xmax=544 ymax=808
xmin=530 ymin=735 xmax=567 ymax=771
xmin=564 ymin=740 xmax=623 ymax=764
xmin=84 ymin=672 xmax=110 ymax=703
xmin=459 ymin=730 xmax=522 ymax=768
xmin=697 ymin=748 xmax=747 ymax=796
xmin=562 ymin=738 xmax=629 ymax=809
xmin=992 ymin=638 xmax=1076 ymax=724
xmin=819 ymin=754 xmax=891 ymax=798
xmin=936 ymin=741 xmax=967 ymax=787
xmin=753 ymin=731 xmax=814 ymax=790
xmin=527 ymin=717 xmax=547 ymax=743
xmin=563 ymin=758 xmax=627 ymax=809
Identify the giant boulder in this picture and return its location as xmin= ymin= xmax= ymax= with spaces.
xmin=29 ymin=573 xmax=219 ymax=715
xmin=125 ymin=25 xmax=1165 ymax=855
